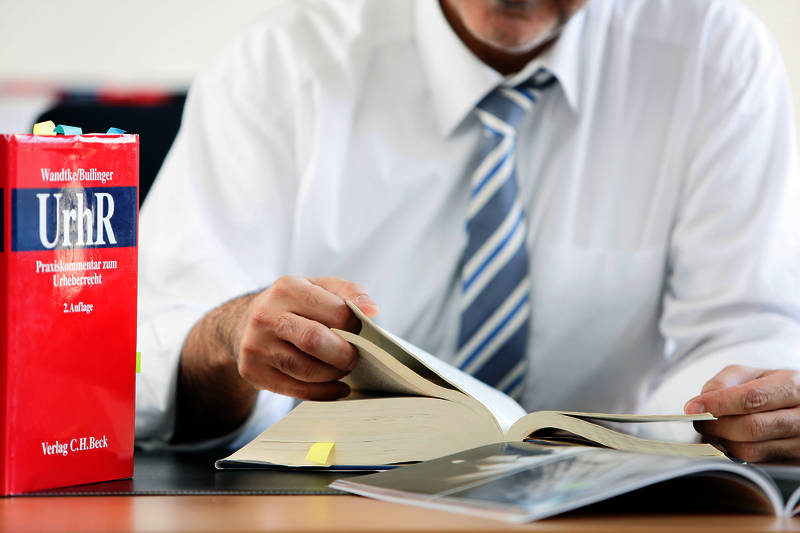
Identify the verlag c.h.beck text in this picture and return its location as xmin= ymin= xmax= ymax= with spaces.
xmin=40 ymin=435 xmax=109 ymax=457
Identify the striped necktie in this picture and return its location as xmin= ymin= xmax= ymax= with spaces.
xmin=455 ymin=69 xmax=556 ymax=400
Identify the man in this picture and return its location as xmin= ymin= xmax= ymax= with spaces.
xmin=137 ymin=0 xmax=800 ymax=461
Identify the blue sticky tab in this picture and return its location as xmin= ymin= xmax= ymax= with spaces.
xmin=54 ymin=124 xmax=83 ymax=135
xmin=106 ymin=127 xmax=126 ymax=134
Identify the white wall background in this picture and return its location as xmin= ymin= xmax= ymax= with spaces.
xmin=0 ymin=0 xmax=280 ymax=89
xmin=740 ymin=0 xmax=800 ymax=151
xmin=0 ymin=0 xmax=798 ymax=147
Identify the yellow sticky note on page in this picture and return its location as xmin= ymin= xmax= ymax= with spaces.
xmin=305 ymin=442 xmax=335 ymax=465
xmin=33 ymin=120 xmax=56 ymax=136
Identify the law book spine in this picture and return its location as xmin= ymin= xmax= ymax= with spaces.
xmin=0 ymin=136 xmax=11 ymax=495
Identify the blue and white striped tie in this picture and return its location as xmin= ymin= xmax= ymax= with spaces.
xmin=455 ymin=69 xmax=556 ymax=400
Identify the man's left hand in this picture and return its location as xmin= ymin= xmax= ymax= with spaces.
xmin=685 ymin=365 xmax=800 ymax=462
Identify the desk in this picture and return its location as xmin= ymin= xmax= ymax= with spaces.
xmin=3 ymin=494 xmax=800 ymax=532
xmin=3 ymin=450 xmax=800 ymax=532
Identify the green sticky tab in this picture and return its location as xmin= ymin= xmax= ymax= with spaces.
xmin=54 ymin=124 xmax=83 ymax=135
xmin=305 ymin=442 xmax=334 ymax=465
xmin=136 ymin=352 xmax=141 ymax=373
xmin=106 ymin=127 xmax=126 ymax=134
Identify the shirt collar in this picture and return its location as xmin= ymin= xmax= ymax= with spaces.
xmin=415 ymin=0 xmax=585 ymax=137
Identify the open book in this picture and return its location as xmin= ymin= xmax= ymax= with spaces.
xmin=332 ymin=441 xmax=800 ymax=522
xmin=216 ymin=303 xmax=721 ymax=469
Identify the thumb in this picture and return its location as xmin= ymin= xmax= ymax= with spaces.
xmin=310 ymin=276 xmax=380 ymax=318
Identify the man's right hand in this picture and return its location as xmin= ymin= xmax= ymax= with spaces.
xmin=233 ymin=275 xmax=379 ymax=400
xmin=173 ymin=275 xmax=378 ymax=442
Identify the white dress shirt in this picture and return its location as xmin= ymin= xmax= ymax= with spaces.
xmin=136 ymin=0 xmax=800 ymax=446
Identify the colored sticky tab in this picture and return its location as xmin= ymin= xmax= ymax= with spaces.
xmin=106 ymin=127 xmax=126 ymax=134
xmin=136 ymin=352 xmax=141 ymax=373
xmin=305 ymin=442 xmax=335 ymax=465
xmin=54 ymin=124 xmax=83 ymax=135
xmin=33 ymin=120 xmax=56 ymax=136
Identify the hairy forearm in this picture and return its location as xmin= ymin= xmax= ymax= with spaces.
xmin=172 ymin=292 xmax=259 ymax=443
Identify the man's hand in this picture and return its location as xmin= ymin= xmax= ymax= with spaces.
xmin=685 ymin=365 xmax=800 ymax=462
xmin=173 ymin=275 xmax=378 ymax=442
xmin=234 ymin=275 xmax=379 ymax=400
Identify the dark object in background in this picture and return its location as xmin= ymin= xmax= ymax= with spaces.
xmin=35 ymin=89 xmax=186 ymax=205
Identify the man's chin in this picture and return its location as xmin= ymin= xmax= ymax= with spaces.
xmin=475 ymin=25 xmax=561 ymax=55
xmin=494 ymin=0 xmax=543 ymax=10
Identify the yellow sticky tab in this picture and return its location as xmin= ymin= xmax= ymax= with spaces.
xmin=136 ymin=352 xmax=141 ymax=373
xmin=305 ymin=442 xmax=335 ymax=465
xmin=33 ymin=120 xmax=56 ymax=136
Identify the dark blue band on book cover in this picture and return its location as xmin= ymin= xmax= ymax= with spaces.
xmin=11 ymin=186 xmax=137 ymax=251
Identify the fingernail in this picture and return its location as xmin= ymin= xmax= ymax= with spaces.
xmin=685 ymin=400 xmax=706 ymax=414
xmin=355 ymin=294 xmax=378 ymax=309
xmin=338 ymin=384 xmax=351 ymax=399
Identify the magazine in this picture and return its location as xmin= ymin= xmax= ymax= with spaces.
xmin=331 ymin=441 xmax=800 ymax=523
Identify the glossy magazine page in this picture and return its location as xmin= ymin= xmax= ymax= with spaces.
xmin=331 ymin=442 xmax=786 ymax=523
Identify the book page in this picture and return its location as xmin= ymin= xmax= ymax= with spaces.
xmin=345 ymin=303 xmax=526 ymax=432
xmin=389 ymin=334 xmax=526 ymax=432
xmin=755 ymin=464 xmax=800 ymax=515
xmin=351 ymin=304 xmax=455 ymax=390
xmin=336 ymin=331 xmax=461 ymax=400
xmin=506 ymin=411 xmax=724 ymax=458
xmin=561 ymin=412 xmax=715 ymax=423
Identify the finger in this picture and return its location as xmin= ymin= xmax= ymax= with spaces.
xmin=720 ymin=435 xmax=800 ymax=463
xmin=700 ymin=365 xmax=766 ymax=394
xmin=237 ymin=329 xmax=351 ymax=392
xmin=240 ymin=307 xmax=356 ymax=373
xmin=241 ymin=364 xmax=350 ymax=401
xmin=686 ymin=370 xmax=800 ymax=417
xmin=264 ymin=311 xmax=358 ymax=372
xmin=310 ymin=276 xmax=380 ymax=318
xmin=693 ymin=407 xmax=800 ymax=442
xmin=238 ymin=338 xmax=347 ymax=383
xmin=267 ymin=341 xmax=350 ymax=383
xmin=268 ymin=276 xmax=361 ymax=331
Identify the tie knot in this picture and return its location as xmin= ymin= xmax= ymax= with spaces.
xmin=476 ymin=68 xmax=557 ymax=135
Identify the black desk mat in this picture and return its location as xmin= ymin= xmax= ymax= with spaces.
xmin=21 ymin=449 xmax=367 ymax=496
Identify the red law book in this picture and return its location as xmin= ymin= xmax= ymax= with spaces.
xmin=0 ymin=133 xmax=138 ymax=494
